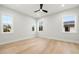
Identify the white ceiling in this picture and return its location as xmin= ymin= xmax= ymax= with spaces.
xmin=2 ymin=4 xmax=79 ymax=18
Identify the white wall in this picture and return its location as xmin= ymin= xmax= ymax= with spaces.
xmin=0 ymin=6 xmax=35 ymax=45
xmin=38 ymin=7 xmax=79 ymax=43
xmin=0 ymin=5 xmax=79 ymax=44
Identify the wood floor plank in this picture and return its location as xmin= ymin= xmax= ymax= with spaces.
xmin=0 ymin=38 xmax=79 ymax=54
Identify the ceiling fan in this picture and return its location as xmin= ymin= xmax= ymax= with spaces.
xmin=34 ymin=4 xmax=48 ymax=13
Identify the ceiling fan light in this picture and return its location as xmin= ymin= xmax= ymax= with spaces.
xmin=40 ymin=9 xmax=42 ymax=12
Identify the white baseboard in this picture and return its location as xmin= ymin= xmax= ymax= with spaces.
xmin=39 ymin=36 xmax=79 ymax=44
xmin=0 ymin=36 xmax=35 ymax=45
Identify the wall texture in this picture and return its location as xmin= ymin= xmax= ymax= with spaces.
xmin=0 ymin=6 xmax=35 ymax=45
xmin=38 ymin=7 xmax=79 ymax=43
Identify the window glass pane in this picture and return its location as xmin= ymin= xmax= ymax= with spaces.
xmin=2 ymin=15 xmax=13 ymax=33
xmin=63 ymin=16 xmax=76 ymax=32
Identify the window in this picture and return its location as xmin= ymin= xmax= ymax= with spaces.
xmin=32 ymin=20 xmax=36 ymax=32
xmin=63 ymin=16 xmax=76 ymax=33
xmin=39 ymin=21 xmax=43 ymax=31
xmin=32 ymin=26 xmax=35 ymax=31
xmin=2 ymin=15 xmax=13 ymax=33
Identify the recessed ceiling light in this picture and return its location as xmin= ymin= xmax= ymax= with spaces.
xmin=61 ymin=4 xmax=64 ymax=7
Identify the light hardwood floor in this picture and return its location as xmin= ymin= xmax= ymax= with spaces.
xmin=0 ymin=37 xmax=79 ymax=54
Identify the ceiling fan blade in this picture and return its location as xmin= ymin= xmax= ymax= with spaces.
xmin=40 ymin=4 xmax=43 ymax=9
xmin=42 ymin=10 xmax=48 ymax=13
xmin=34 ymin=9 xmax=40 ymax=12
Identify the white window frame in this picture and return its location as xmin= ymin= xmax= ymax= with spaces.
xmin=1 ymin=15 xmax=13 ymax=34
xmin=62 ymin=15 xmax=77 ymax=33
